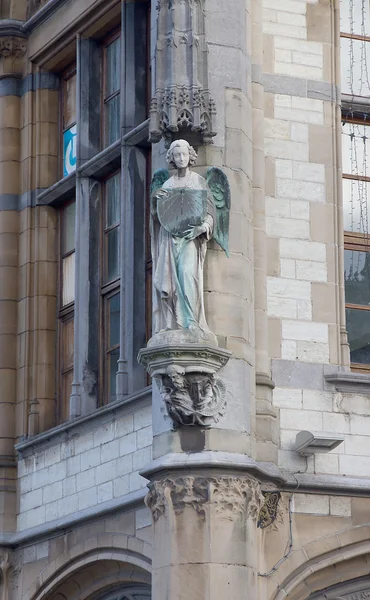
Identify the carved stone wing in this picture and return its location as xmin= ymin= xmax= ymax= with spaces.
xmin=206 ymin=167 xmax=231 ymax=257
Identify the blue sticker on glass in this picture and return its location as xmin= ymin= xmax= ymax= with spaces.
xmin=63 ymin=125 xmax=77 ymax=177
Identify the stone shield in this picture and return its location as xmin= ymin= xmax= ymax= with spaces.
xmin=157 ymin=188 xmax=207 ymax=237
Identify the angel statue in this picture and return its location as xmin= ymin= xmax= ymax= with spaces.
xmin=150 ymin=139 xmax=230 ymax=345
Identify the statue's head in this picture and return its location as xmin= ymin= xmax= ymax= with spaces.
xmin=166 ymin=139 xmax=197 ymax=170
xmin=166 ymin=364 xmax=186 ymax=387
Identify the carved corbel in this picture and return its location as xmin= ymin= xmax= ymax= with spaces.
xmin=150 ymin=0 xmax=216 ymax=145
xmin=0 ymin=553 xmax=19 ymax=600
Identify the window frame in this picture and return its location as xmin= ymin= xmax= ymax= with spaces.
xmin=102 ymin=28 xmax=121 ymax=149
xmin=60 ymin=63 xmax=77 ymax=179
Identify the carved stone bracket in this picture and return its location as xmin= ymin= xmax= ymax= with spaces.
xmin=257 ymin=491 xmax=281 ymax=529
xmin=138 ymin=343 xmax=231 ymax=427
xmin=145 ymin=476 xmax=263 ymax=522
xmin=150 ymin=0 xmax=216 ymax=145
xmin=0 ymin=552 xmax=20 ymax=600
xmin=0 ymin=38 xmax=27 ymax=58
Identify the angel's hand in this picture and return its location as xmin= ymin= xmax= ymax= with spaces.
xmin=184 ymin=224 xmax=207 ymax=240
xmin=153 ymin=188 xmax=169 ymax=200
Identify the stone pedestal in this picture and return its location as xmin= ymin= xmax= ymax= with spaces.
xmin=144 ymin=471 xmax=262 ymax=600
xmin=138 ymin=342 xmax=231 ymax=428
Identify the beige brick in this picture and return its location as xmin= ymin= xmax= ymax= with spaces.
xmin=293 ymin=493 xmax=330 ymax=515
xmin=266 ymin=237 xmax=280 ymax=277
xmin=309 ymin=125 xmax=334 ymax=165
xmin=268 ymin=317 xmax=281 ymax=358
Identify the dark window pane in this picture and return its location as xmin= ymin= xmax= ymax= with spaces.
xmin=342 ymin=122 xmax=370 ymax=177
xmin=343 ymin=178 xmax=370 ymax=234
xmin=106 ymin=174 xmax=120 ymax=228
xmin=105 ymin=95 xmax=120 ymax=146
xmin=108 ymin=293 xmax=120 ymax=348
xmin=62 ymin=202 xmax=76 ymax=254
xmin=346 ymin=307 xmax=370 ymax=364
xmin=61 ymin=369 xmax=73 ymax=422
xmin=345 ymin=250 xmax=370 ymax=306
xmin=63 ymin=73 xmax=76 ymax=129
xmin=105 ymin=37 xmax=120 ymax=97
xmin=62 ymin=318 xmax=74 ymax=370
xmin=109 ymin=348 xmax=119 ymax=401
xmin=106 ymin=227 xmax=119 ymax=281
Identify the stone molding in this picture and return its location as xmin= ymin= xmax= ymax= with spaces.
xmin=145 ymin=475 xmax=263 ymax=521
xmin=149 ymin=0 xmax=216 ymax=145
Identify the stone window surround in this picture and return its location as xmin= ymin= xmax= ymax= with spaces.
xmin=36 ymin=4 xmax=150 ymax=424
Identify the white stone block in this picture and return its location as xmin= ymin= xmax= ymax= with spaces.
xmin=296 ymin=341 xmax=329 ymax=363
xmin=277 ymin=178 xmax=325 ymax=202
xmin=119 ymin=432 xmax=137 ymax=455
xmin=263 ymin=7 xmax=277 ymax=21
xmin=95 ymin=459 xmax=117 ymax=485
xmin=314 ymin=453 xmax=339 ymax=474
xmin=281 ymin=340 xmax=297 ymax=360
xmin=93 ymin=423 xmax=115 ymax=447
xmin=114 ymin=475 xmax=130 ymax=498
xmin=97 ymin=481 xmax=114 ymax=504
xmin=63 ymin=475 xmax=76 ymax=496
xmin=47 ymin=462 xmax=67 ymax=484
xmin=280 ymin=258 xmax=296 ymax=279
xmin=74 ymin=432 xmax=94 ymax=454
xmin=268 ymin=296 xmax=297 ymax=318
xmin=137 ymin=426 xmax=153 ymax=449
xmin=66 ymin=455 xmax=81 ymax=476
xmin=293 ymin=493 xmax=329 ymax=515
xmin=273 ymin=388 xmax=302 ymax=409
xmin=36 ymin=541 xmax=49 ymax=560
xmin=276 ymin=159 xmax=293 ymax=178
xmin=339 ymin=455 xmax=370 ymax=477
xmin=20 ymin=488 xmax=43 ymax=512
xmin=263 ymin=0 xmax=306 ymax=14
xmin=323 ymin=412 xmax=350 ymax=434
xmin=129 ymin=471 xmax=147 ymax=492
xmin=57 ymin=494 xmax=78 ymax=518
xmin=275 ymin=105 xmax=323 ymax=125
xmin=329 ymin=496 xmax=351 ymax=517
xmin=266 ymin=197 xmax=290 ymax=219
xmin=43 ymin=446 xmax=61 ymax=468
xmin=277 ymin=11 xmax=306 ymax=26
xmin=263 ymin=21 xmax=306 ymax=39
xmin=280 ymin=408 xmax=323 ymax=430
xmin=295 ymin=260 xmax=327 ymax=282
xmin=76 ymin=468 xmax=95 ymax=492
xmin=291 ymin=123 xmax=308 ymax=143
xmin=265 ymin=138 xmax=309 ymax=161
xmin=134 ymin=406 xmax=152 ymax=430
xmin=267 ymin=216 xmax=310 ymax=239
xmin=345 ymin=435 xmax=370 ymax=456
xmin=280 ymin=239 xmax=326 ymax=262
xmin=275 ymin=94 xmax=292 ymax=108
xmin=293 ymin=51 xmax=323 ymax=68
xmin=80 ymin=447 xmax=101 ymax=472
xmin=136 ymin=507 xmax=152 ymax=529
xmin=268 ymin=276 xmax=311 ymax=300
xmin=293 ymin=161 xmax=325 ymax=183
xmin=350 ymin=414 xmax=370 ymax=436
xmin=265 ymin=118 xmax=290 ymax=140
xmin=101 ymin=439 xmax=120 ymax=463
xmin=44 ymin=481 xmax=63 ymax=503
xmin=290 ymin=200 xmax=309 ymax=220
xmin=303 ymin=390 xmax=333 ymax=411
xmin=275 ymin=49 xmax=292 ymax=63
xmin=274 ymin=37 xmax=323 ymax=55
xmin=282 ymin=320 xmax=328 ymax=342
xmin=292 ymin=96 xmax=323 ymax=112
xmin=78 ymin=487 xmax=98 ymax=511
xmin=115 ymin=414 xmax=134 ymax=436
xmin=133 ymin=447 xmax=152 ymax=471
xmin=297 ymin=299 xmax=312 ymax=320
xmin=280 ymin=429 xmax=300 ymax=449
xmin=278 ymin=448 xmax=307 ymax=471
xmin=116 ymin=454 xmax=133 ymax=476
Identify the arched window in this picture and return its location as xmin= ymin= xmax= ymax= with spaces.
xmin=97 ymin=586 xmax=151 ymax=600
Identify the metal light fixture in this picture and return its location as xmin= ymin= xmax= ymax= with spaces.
xmin=294 ymin=431 xmax=344 ymax=457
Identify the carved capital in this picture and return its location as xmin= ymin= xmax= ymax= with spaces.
xmin=145 ymin=476 xmax=263 ymax=522
xmin=0 ymin=38 xmax=26 ymax=59
xmin=0 ymin=552 xmax=20 ymax=600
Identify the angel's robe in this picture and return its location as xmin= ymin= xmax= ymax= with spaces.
xmin=151 ymin=171 xmax=216 ymax=334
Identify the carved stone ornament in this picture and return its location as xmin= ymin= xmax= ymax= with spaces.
xmin=138 ymin=344 xmax=231 ymax=427
xmin=257 ymin=491 xmax=281 ymax=529
xmin=145 ymin=476 xmax=263 ymax=521
xmin=0 ymin=38 xmax=27 ymax=59
xmin=0 ymin=552 xmax=20 ymax=600
xmin=149 ymin=0 xmax=216 ymax=145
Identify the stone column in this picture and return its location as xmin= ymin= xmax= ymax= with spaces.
xmin=146 ymin=472 xmax=262 ymax=600
xmin=0 ymin=33 xmax=26 ymax=532
xmin=251 ymin=0 xmax=278 ymax=463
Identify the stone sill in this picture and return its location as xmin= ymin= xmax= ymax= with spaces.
xmin=37 ymin=171 xmax=76 ymax=206
xmin=325 ymin=372 xmax=370 ymax=394
xmin=15 ymin=385 xmax=152 ymax=456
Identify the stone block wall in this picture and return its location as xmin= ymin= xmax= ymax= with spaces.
xmin=16 ymin=399 xmax=152 ymax=532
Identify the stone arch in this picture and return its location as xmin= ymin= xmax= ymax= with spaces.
xmin=25 ymin=549 xmax=151 ymax=600
xmin=269 ymin=525 xmax=370 ymax=600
